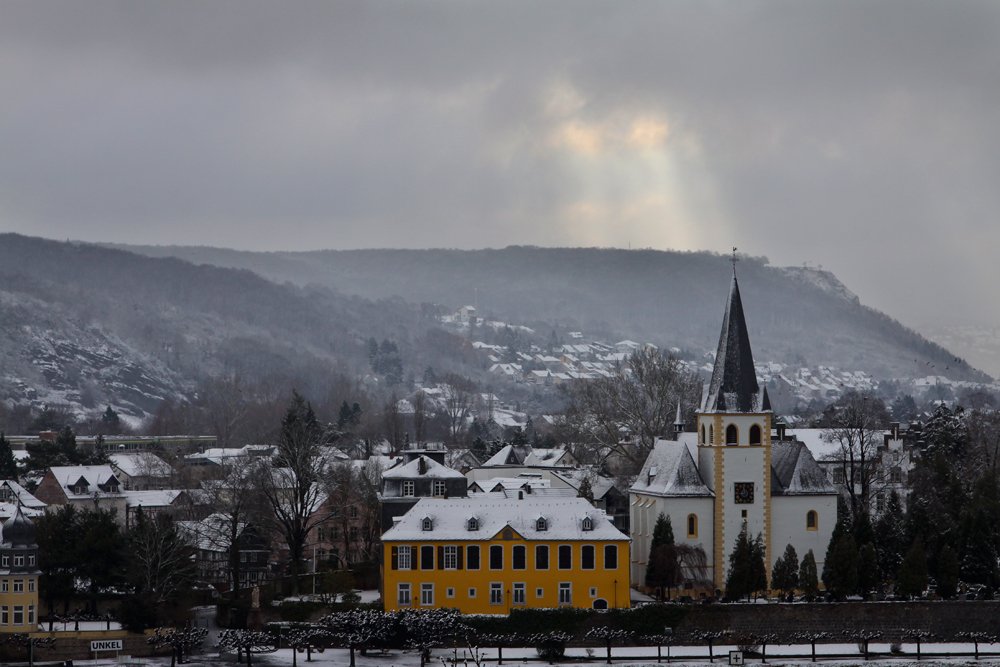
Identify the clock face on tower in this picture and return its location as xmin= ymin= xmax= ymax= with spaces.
xmin=734 ymin=482 xmax=755 ymax=504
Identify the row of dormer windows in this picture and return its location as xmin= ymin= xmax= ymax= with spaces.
xmin=423 ymin=516 xmax=591 ymax=532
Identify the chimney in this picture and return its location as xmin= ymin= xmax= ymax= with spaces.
xmin=775 ymin=420 xmax=787 ymax=441
xmin=518 ymin=490 xmax=524 ymax=500
xmin=418 ymin=457 xmax=426 ymax=475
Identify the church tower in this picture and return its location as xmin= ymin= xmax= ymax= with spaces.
xmin=697 ymin=271 xmax=772 ymax=592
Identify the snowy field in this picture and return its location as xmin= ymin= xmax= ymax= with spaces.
xmin=52 ymin=643 xmax=1000 ymax=667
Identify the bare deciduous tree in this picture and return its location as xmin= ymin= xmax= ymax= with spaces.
xmin=818 ymin=391 xmax=891 ymax=516
xmin=441 ymin=374 xmax=476 ymax=444
xmin=561 ymin=348 xmax=702 ymax=472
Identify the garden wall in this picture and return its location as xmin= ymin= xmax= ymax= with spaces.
xmin=673 ymin=601 xmax=1000 ymax=643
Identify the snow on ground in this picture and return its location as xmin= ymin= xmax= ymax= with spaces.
xmin=64 ymin=645 xmax=1000 ymax=667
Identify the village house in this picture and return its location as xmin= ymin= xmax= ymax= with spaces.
xmin=382 ymin=495 xmax=630 ymax=613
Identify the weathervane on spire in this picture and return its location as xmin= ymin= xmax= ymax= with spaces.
xmin=731 ymin=247 xmax=739 ymax=274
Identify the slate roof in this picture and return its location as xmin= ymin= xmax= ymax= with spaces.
xmin=629 ymin=439 xmax=713 ymax=498
xmin=770 ymin=440 xmax=838 ymax=495
xmin=382 ymin=496 xmax=627 ymax=542
xmin=703 ymin=273 xmax=771 ymax=413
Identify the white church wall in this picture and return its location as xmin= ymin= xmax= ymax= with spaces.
xmin=629 ymin=493 xmax=713 ymax=587
xmin=770 ymin=494 xmax=836 ymax=576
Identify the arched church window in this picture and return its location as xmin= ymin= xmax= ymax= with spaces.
xmin=701 ymin=424 xmax=706 ymax=444
xmin=687 ymin=514 xmax=698 ymax=538
xmin=726 ymin=424 xmax=738 ymax=445
xmin=749 ymin=424 xmax=762 ymax=445
xmin=807 ymin=510 xmax=818 ymax=530
xmin=709 ymin=425 xmax=714 ymax=444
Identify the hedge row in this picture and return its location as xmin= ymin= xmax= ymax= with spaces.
xmin=462 ymin=605 xmax=686 ymax=640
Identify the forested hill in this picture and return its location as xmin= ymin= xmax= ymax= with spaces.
xmin=114 ymin=243 xmax=990 ymax=383
xmin=0 ymin=234 xmax=438 ymax=420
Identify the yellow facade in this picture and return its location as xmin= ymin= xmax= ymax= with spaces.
xmin=383 ymin=528 xmax=630 ymax=614
xmin=0 ymin=574 xmax=39 ymax=632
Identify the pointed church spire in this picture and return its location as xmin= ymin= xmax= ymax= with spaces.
xmin=673 ymin=401 xmax=684 ymax=439
xmin=704 ymin=271 xmax=770 ymax=413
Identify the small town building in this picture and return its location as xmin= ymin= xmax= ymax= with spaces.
xmin=0 ymin=506 xmax=41 ymax=632
xmin=382 ymin=495 xmax=630 ymax=614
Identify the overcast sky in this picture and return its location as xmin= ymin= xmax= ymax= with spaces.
xmin=2 ymin=1 xmax=999 ymax=330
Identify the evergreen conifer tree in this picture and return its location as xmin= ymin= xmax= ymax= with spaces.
xmin=0 ymin=432 xmax=17 ymax=480
xmin=937 ymin=545 xmax=959 ymax=599
xmin=799 ymin=550 xmax=820 ymax=596
xmin=651 ymin=513 xmax=675 ymax=549
xmin=101 ymin=406 xmax=121 ymax=433
xmin=577 ymin=477 xmax=594 ymax=503
xmin=875 ymin=490 xmax=907 ymax=581
xmin=823 ymin=535 xmax=858 ymax=599
xmin=726 ymin=527 xmax=766 ymax=600
xmin=897 ymin=537 xmax=929 ymax=597
xmin=771 ymin=544 xmax=799 ymax=597
xmin=856 ymin=543 xmax=878 ymax=596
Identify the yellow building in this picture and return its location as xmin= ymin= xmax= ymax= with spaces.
xmin=382 ymin=495 xmax=630 ymax=613
xmin=0 ymin=506 xmax=40 ymax=632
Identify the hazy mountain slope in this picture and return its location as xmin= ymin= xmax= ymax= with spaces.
xmin=0 ymin=234 xmax=432 ymax=419
xmin=115 ymin=244 xmax=989 ymax=382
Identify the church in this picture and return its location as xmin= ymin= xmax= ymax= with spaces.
xmin=630 ymin=271 xmax=837 ymax=595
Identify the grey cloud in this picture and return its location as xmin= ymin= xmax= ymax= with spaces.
xmin=1 ymin=1 xmax=999 ymax=327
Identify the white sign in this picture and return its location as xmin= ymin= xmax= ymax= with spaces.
xmin=729 ymin=650 xmax=744 ymax=666
xmin=91 ymin=639 xmax=123 ymax=652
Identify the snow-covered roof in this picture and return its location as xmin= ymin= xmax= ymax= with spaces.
xmin=630 ymin=439 xmax=713 ymax=498
xmin=482 ymin=444 xmax=530 ymax=467
xmin=124 ymin=489 xmax=185 ymax=507
xmin=382 ymin=496 xmax=628 ymax=542
xmin=47 ymin=465 xmax=124 ymax=498
xmin=530 ymin=448 xmax=573 ymax=466
xmin=109 ymin=452 xmax=173 ymax=478
xmin=0 ymin=481 xmax=46 ymax=520
xmin=770 ymin=440 xmax=838 ymax=495
xmin=786 ymin=429 xmax=844 ymax=461
xmin=382 ymin=455 xmax=465 ymax=480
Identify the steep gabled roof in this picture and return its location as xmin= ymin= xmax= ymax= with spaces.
xmin=382 ymin=455 xmax=465 ymax=480
xmin=630 ymin=439 xmax=713 ymax=498
xmin=703 ymin=273 xmax=771 ymax=413
xmin=770 ymin=440 xmax=838 ymax=495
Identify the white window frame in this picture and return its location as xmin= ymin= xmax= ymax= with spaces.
xmin=403 ymin=481 xmax=415 ymax=497
xmin=512 ymin=582 xmax=526 ymax=606
xmin=13 ymin=605 xmax=23 ymax=626
xmin=27 ymin=605 xmax=34 ymax=625
xmin=468 ymin=518 xmax=479 ymax=531
xmin=535 ymin=545 xmax=549 ymax=570
xmin=581 ymin=544 xmax=596 ymax=570
xmin=512 ymin=544 xmax=527 ymax=570
xmin=444 ymin=545 xmax=458 ymax=570
xmin=590 ymin=587 xmax=598 ymax=598
xmin=489 ymin=545 xmax=503 ymax=570
xmin=433 ymin=480 xmax=446 ymax=497
xmin=421 ymin=583 xmax=434 ymax=606
xmin=27 ymin=580 xmax=35 ymax=593
xmin=398 ymin=546 xmax=411 ymax=571
xmin=0 ymin=580 xmax=7 ymax=593
xmin=13 ymin=580 xmax=23 ymax=594
xmin=468 ymin=588 xmax=477 ymax=598
xmin=536 ymin=587 xmax=544 ymax=598
xmin=13 ymin=555 xmax=23 ymax=567
xmin=559 ymin=582 xmax=572 ymax=605
xmin=27 ymin=555 xmax=34 ymax=567
xmin=0 ymin=606 xmax=7 ymax=625
xmin=398 ymin=583 xmax=412 ymax=607
xmin=558 ymin=544 xmax=572 ymax=570
xmin=422 ymin=518 xmax=433 ymax=531
xmin=489 ymin=582 xmax=504 ymax=605
xmin=604 ymin=545 xmax=619 ymax=570
xmin=446 ymin=587 xmax=455 ymax=598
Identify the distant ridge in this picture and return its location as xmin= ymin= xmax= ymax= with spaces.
xmin=112 ymin=243 xmax=990 ymax=383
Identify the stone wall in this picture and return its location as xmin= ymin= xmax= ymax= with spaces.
xmin=673 ymin=601 xmax=1000 ymax=643
xmin=0 ymin=631 xmax=171 ymax=663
